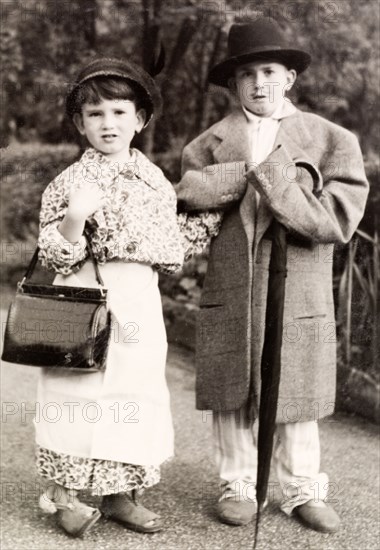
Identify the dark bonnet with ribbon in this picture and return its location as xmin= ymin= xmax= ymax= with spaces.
xmin=66 ymin=57 xmax=163 ymax=125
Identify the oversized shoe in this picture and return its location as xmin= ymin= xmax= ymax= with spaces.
xmin=217 ymin=482 xmax=259 ymax=526
xmin=39 ymin=489 xmax=101 ymax=537
xmin=101 ymin=491 xmax=163 ymax=533
xmin=294 ymin=500 xmax=341 ymax=533
xmin=217 ymin=498 xmax=258 ymax=526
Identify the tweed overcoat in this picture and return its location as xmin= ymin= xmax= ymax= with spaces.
xmin=176 ymin=106 xmax=369 ymax=422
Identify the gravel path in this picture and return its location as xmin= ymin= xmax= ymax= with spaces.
xmin=1 ymin=343 xmax=379 ymax=550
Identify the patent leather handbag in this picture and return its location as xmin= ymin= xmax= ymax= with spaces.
xmin=1 ymin=236 xmax=111 ymax=372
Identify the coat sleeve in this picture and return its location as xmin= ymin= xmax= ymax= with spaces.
xmin=246 ymin=131 xmax=369 ymax=243
xmin=38 ymin=167 xmax=87 ymax=274
xmin=175 ymin=136 xmax=247 ymax=212
xmin=175 ymin=135 xmax=235 ymax=258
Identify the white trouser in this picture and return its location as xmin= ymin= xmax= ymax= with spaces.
xmin=213 ymin=408 xmax=329 ymax=514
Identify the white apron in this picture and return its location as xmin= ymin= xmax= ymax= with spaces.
xmin=34 ymin=261 xmax=174 ymax=466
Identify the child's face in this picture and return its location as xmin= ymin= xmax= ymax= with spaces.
xmin=73 ymin=98 xmax=146 ymax=161
xmin=231 ymin=60 xmax=296 ymax=117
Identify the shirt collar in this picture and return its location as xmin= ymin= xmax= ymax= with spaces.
xmin=242 ymin=99 xmax=296 ymax=124
xmin=81 ymin=147 xmax=136 ymax=172
xmin=80 ymin=148 xmax=158 ymax=190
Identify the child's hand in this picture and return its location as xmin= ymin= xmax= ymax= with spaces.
xmin=67 ymin=183 xmax=107 ymax=221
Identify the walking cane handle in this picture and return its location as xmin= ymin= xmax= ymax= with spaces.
xmin=295 ymin=160 xmax=323 ymax=199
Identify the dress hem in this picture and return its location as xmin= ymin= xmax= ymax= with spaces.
xmin=36 ymin=445 xmax=163 ymax=496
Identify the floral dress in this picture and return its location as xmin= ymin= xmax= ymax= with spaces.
xmin=36 ymin=147 xmax=221 ymax=494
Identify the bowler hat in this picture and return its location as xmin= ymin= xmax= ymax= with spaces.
xmin=209 ymin=19 xmax=311 ymax=87
xmin=66 ymin=57 xmax=162 ymax=123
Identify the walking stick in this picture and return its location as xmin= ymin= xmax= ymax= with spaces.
xmin=253 ymin=161 xmax=323 ymax=549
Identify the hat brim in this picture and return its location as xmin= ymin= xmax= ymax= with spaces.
xmin=209 ymin=49 xmax=311 ymax=88
xmin=65 ymin=70 xmax=162 ymax=125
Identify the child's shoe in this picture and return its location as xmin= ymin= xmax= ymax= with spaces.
xmin=294 ymin=500 xmax=341 ymax=533
xmin=217 ymin=480 xmax=258 ymax=526
xmin=101 ymin=490 xmax=162 ymax=533
xmin=39 ymin=484 xmax=101 ymax=537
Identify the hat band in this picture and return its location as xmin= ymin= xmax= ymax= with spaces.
xmin=74 ymin=69 xmax=154 ymax=107
xmin=77 ymin=69 xmax=143 ymax=86
xmin=229 ymin=44 xmax=286 ymax=59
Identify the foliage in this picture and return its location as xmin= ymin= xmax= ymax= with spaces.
xmin=2 ymin=0 xmax=98 ymax=143
xmin=337 ymin=232 xmax=379 ymax=381
xmin=1 ymin=143 xmax=79 ymax=241
xmin=1 ymin=0 xmax=379 ymax=160
xmin=0 ymin=8 xmax=23 ymax=147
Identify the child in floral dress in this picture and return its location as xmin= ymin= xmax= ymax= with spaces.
xmin=36 ymin=57 xmax=219 ymax=537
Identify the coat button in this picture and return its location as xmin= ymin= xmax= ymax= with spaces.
xmin=221 ymin=195 xmax=227 ymax=202
xmin=226 ymin=193 xmax=233 ymax=200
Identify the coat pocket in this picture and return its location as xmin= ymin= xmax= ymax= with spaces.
xmin=285 ymin=268 xmax=332 ymax=321
xmin=293 ymin=313 xmax=327 ymax=320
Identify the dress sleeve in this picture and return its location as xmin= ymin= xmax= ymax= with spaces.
xmin=177 ymin=211 xmax=223 ymax=261
xmin=38 ymin=168 xmax=87 ymax=274
xmin=175 ymin=136 xmax=229 ymax=260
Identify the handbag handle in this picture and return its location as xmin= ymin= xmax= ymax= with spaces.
xmin=20 ymin=231 xmax=105 ymax=287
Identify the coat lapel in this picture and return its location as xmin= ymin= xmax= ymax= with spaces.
xmin=213 ymin=110 xmax=251 ymax=164
xmin=212 ymin=110 xmax=257 ymax=248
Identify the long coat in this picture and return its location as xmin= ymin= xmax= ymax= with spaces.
xmin=176 ymin=106 xmax=369 ymax=422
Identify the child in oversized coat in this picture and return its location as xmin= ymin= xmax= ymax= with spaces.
xmin=175 ymin=19 xmax=369 ymax=534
